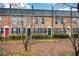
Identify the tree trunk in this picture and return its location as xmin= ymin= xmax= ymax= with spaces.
xmin=23 ymin=36 xmax=30 ymax=51
xmin=74 ymin=44 xmax=79 ymax=56
xmin=75 ymin=50 xmax=78 ymax=56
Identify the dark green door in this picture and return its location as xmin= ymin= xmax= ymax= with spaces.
xmin=27 ymin=28 xmax=31 ymax=36
xmin=48 ymin=28 xmax=51 ymax=36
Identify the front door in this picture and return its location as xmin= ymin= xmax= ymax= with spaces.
xmin=27 ymin=28 xmax=31 ymax=36
xmin=48 ymin=28 xmax=51 ymax=37
xmin=4 ymin=28 xmax=9 ymax=37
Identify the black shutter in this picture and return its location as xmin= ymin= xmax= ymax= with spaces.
xmin=12 ymin=28 xmax=13 ymax=34
xmin=24 ymin=28 xmax=26 ymax=34
xmin=17 ymin=28 xmax=18 ymax=34
xmin=1 ymin=28 xmax=3 ymax=34
xmin=19 ymin=28 xmax=20 ymax=34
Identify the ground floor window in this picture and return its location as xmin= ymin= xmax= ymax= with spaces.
xmin=73 ymin=28 xmax=79 ymax=33
xmin=12 ymin=28 xmax=26 ymax=34
xmin=12 ymin=28 xmax=18 ymax=34
xmin=60 ymin=28 xmax=66 ymax=33
xmin=34 ymin=28 xmax=47 ymax=34
xmin=19 ymin=28 xmax=26 ymax=34
xmin=54 ymin=28 xmax=59 ymax=33
xmin=34 ymin=28 xmax=39 ymax=33
xmin=41 ymin=28 xmax=47 ymax=33
xmin=54 ymin=28 xmax=68 ymax=33
xmin=0 ymin=28 xmax=3 ymax=34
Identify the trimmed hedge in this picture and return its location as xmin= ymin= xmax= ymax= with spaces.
xmin=52 ymin=33 xmax=68 ymax=38
xmin=53 ymin=33 xmax=79 ymax=38
xmin=32 ymin=34 xmax=48 ymax=39
xmin=9 ymin=34 xmax=26 ymax=40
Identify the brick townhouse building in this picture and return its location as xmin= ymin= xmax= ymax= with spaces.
xmin=0 ymin=8 xmax=79 ymax=37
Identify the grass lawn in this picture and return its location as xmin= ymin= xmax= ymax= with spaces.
xmin=0 ymin=38 xmax=61 ymax=43
xmin=0 ymin=38 xmax=74 ymax=56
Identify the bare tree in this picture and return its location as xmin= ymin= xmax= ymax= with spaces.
xmin=23 ymin=5 xmax=34 ymax=51
xmin=8 ymin=3 xmax=32 ymax=51
xmin=55 ymin=3 xmax=79 ymax=56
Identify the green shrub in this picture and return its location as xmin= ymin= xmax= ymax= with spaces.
xmin=32 ymin=34 xmax=48 ymax=39
xmin=9 ymin=34 xmax=26 ymax=40
xmin=52 ymin=33 xmax=79 ymax=39
xmin=52 ymin=33 xmax=68 ymax=38
xmin=0 ymin=34 xmax=2 ymax=40
xmin=72 ymin=33 xmax=79 ymax=38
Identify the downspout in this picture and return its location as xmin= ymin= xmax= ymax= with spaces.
xmin=52 ymin=6 xmax=54 ymax=37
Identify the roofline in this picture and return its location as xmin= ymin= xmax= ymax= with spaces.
xmin=0 ymin=8 xmax=78 ymax=12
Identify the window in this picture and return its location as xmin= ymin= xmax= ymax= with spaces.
xmin=60 ymin=28 xmax=65 ymax=33
xmin=12 ymin=28 xmax=18 ymax=34
xmin=0 ymin=28 xmax=3 ymax=34
xmin=19 ymin=28 xmax=26 ymax=34
xmin=34 ymin=17 xmax=38 ymax=24
xmin=73 ymin=28 xmax=79 ymax=33
xmin=41 ymin=26 xmax=46 ymax=33
xmin=61 ymin=17 xmax=64 ymax=24
xmin=19 ymin=17 xmax=23 ymax=25
xmin=42 ymin=28 xmax=46 ymax=33
xmin=12 ymin=17 xmax=17 ymax=25
xmin=55 ymin=16 xmax=58 ymax=24
xmin=54 ymin=28 xmax=59 ymax=33
xmin=34 ymin=27 xmax=38 ymax=33
xmin=0 ymin=16 xmax=2 ymax=23
xmin=42 ymin=17 xmax=45 ymax=24
xmin=39 ymin=28 xmax=42 ymax=33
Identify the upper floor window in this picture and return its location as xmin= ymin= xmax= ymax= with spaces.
xmin=34 ymin=17 xmax=38 ymax=24
xmin=61 ymin=17 xmax=64 ymax=24
xmin=19 ymin=17 xmax=23 ymax=24
xmin=42 ymin=17 xmax=45 ymax=24
xmin=72 ymin=18 xmax=79 ymax=24
xmin=55 ymin=16 xmax=58 ymax=24
xmin=12 ymin=17 xmax=17 ymax=25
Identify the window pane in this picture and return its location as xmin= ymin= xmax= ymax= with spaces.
xmin=0 ymin=28 xmax=3 ymax=34
xmin=73 ymin=28 xmax=79 ymax=33
xmin=54 ymin=28 xmax=59 ymax=33
xmin=12 ymin=28 xmax=18 ymax=34
xmin=19 ymin=28 xmax=26 ymax=34
xmin=34 ymin=27 xmax=38 ymax=33
xmin=12 ymin=17 xmax=17 ymax=24
xmin=60 ymin=28 xmax=65 ymax=33
xmin=42 ymin=17 xmax=45 ymax=24
xmin=34 ymin=17 xmax=38 ymax=24
xmin=61 ymin=17 xmax=64 ymax=24
xmin=55 ymin=16 xmax=58 ymax=24
xmin=19 ymin=17 xmax=23 ymax=24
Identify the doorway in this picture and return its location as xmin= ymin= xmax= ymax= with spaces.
xmin=4 ymin=28 xmax=9 ymax=37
